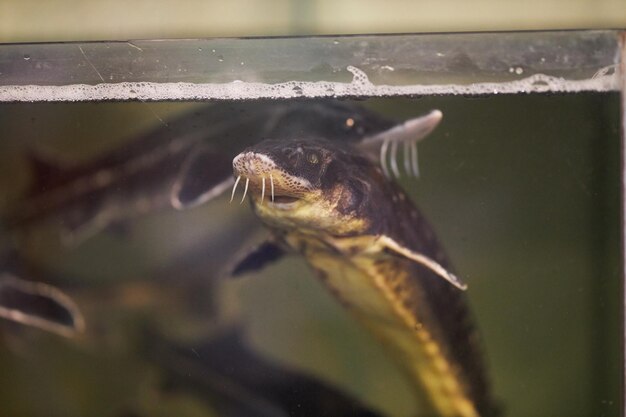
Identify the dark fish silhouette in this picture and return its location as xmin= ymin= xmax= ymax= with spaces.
xmin=146 ymin=328 xmax=384 ymax=417
xmin=8 ymin=100 xmax=396 ymax=244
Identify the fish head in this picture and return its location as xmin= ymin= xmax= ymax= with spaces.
xmin=232 ymin=138 xmax=373 ymax=236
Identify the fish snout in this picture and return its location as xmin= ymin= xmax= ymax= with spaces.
xmin=233 ymin=152 xmax=277 ymax=178
xmin=232 ymin=152 xmax=279 ymax=203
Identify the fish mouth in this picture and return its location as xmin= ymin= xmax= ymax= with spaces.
xmin=231 ymin=152 xmax=306 ymax=206
xmin=229 ymin=174 xmax=301 ymax=207
xmin=271 ymin=195 xmax=299 ymax=204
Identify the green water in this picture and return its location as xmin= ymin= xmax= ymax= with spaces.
xmin=0 ymin=93 xmax=621 ymax=417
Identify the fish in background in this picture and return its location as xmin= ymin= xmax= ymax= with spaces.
xmin=6 ymin=100 xmax=396 ymax=245
xmin=144 ymin=327 xmax=384 ymax=417
xmin=0 ymin=99 xmax=404 ymax=338
xmin=1 ymin=99 xmax=397 ymax=334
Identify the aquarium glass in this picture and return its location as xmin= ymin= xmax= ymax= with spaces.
xmin=0 ymin=30 xmax=623 ymax=417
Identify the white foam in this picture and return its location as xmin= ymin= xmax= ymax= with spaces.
xmin=0 ymin=66 xmax=619 ymax=102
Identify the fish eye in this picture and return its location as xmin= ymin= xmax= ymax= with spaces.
xmin=307 ymin=153 xmax=319 ymax=164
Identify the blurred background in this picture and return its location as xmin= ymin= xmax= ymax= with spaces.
xmin=0 ymin=0 xmax=625 ymax=42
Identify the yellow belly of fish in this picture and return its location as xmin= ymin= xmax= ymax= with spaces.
xmin=288 ymin=234 xmax=479 ymax=417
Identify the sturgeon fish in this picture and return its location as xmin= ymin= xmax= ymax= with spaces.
xmin=221 ymin=111 xmax=496 ymax=417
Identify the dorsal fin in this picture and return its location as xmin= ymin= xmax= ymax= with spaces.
xmin=0 ymin=274 xmax=85 ymax=337
xmin=171 ymin=145 xmax=235 ymax=210
xmin=358 ymin=110 xmax=443 ymax=179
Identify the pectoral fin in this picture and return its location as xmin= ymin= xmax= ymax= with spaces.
xmin=0 ymin=274 xmax=85 ymax=337
xmin=171 ymin=145 xmax=235 ymax=209
xmin=231 ymin=239 xmax=287 ymax=277
xmin=377 ymin=235 xmax=467 ymax=290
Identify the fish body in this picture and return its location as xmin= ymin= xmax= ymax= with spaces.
xmin=230 ymin=128 xmax=494 ymax=416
